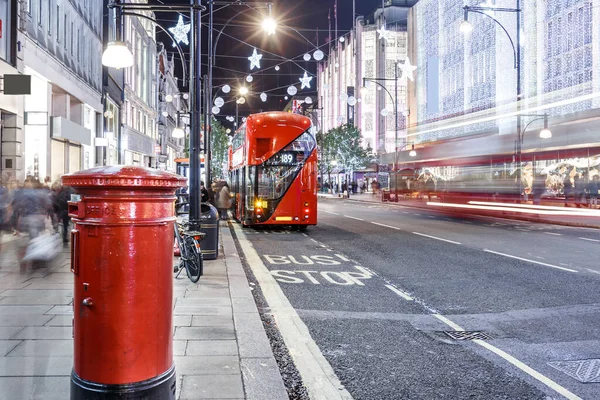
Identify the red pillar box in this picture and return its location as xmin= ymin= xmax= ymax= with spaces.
xmin=62 ymin=166 xmax=185 ymax=400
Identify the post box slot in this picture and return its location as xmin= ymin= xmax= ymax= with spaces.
xmin=68 ymin=202 xmax=80 ymax=218
xmin=71 ymin=230 xmax=79 ymax=276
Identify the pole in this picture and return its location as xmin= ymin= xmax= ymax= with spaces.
xmin=206 ymin=0 xmax=214 ymax=185
xmin=115 ymin=0 xmax=124 ymax=164
xmin=516 ymin=0 xmax=522 ymax=202
xmin=394 ymin=61 xmax=398 ymax=202
xmin=189 ymin=0 xmax=202 ymax=229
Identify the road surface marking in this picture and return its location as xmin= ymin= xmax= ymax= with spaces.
xmin=385 ymin=285 xmax=413 ymax=301
xmin=414 ymin=213 xmax=422 ymax=216
xmin=372 ymin=222 xmax=401 ymax=230
xmin=433 ymin=314 xmax=582 ymax=400
xmin=484 ymin=250 xmax=578 ymax=273
xmin=403 ymin=212 xmax=409 ymax=214
xmin=544 ymin=232 xmax=562 ymax=236
xmin=463 ymin=221 xmax=473 ymax=224
xmin=310 ymin=238 xmax=318 ymax=243
xmin=428 ymin=215 xmax=436 ymax=218
xmin=579 ymin=237 xmax=600 ymax=242
xmin=473 ymin=340 xmax=582 ymax=400
xmin=302 ymin=233 xmax=308 ymax=237
xmin=586 ymin=268 xmax=600 ymax=275
xmin=433 ymin=314 xmax=464 ymax=331
xmin=323 ymin=210 xmax=340 ymax=216
xmin=344 ymin=215 xmax=364 ymax=221
xmin=412 ymin=232 xmax=461 ymax=245
xmin=233 ymin=224 xmax=354 ymax=400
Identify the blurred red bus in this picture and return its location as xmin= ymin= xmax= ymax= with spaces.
xmin=228 ymin=112 xmax=317 ymax=229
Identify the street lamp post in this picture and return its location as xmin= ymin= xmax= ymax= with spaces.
xmin=461 ymin=2 xmax=526 ymax=197
xmin=103 ymin=1 xmax=205 ymax=229
xmin=361 ymin=62 xmax=413 ymax=201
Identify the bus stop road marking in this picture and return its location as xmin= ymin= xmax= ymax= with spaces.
xmin=233 ymin=224 xmax=354 ymax=400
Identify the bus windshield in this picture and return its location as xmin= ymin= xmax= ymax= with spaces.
xmin=257 ymin=130 xmax=316 ymax=201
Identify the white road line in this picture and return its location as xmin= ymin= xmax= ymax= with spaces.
xmin=372 ymin=222 xmax=401 ymax=230
xmin=586 ymin=268 xmax=600 ymax=275
xmin=544 ymin=232 xmax=562 ymax=236
xmin=310 ymin=238 xmax=318 ymax=243
xmin=323 ymin=210 xmax=340 ymax=216
xmin=484 ymin=250 xmax=578 ymax=273
xmin=403 ymin=211 xmax=409 ymax=214
xmin=233 ymin=224 xmax=353 ymax=400
xmin=344 ymin=215 xmax=364 ymax=221
xmin=433 ymin=314 xmax=464 ymax=331
xmin=385 ymin=285 xmax=413 ymax=301
xmin=302 ymin=233 xmax=308 ymax=237
xmin=415 ymin=213 xmax=422 ymax=216
xmin=579 ymin=237 xmax=600 ymax=242
xmin=473 ymin=340 xmax=583 ymax=400
xmin=412 ymin=232 xmax=461 ymax=245
xmin=433 ymin=314 xmax=582 ymax=400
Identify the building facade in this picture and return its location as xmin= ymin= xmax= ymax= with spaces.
xmin=17 ymin=0 xmax=103 ymax=183
xmin=157 ymin=44 xmax=185 ymax=172
xmin=121 ymin=2 xmax=158 ymax=167
xmin=0 ymin=0 xmax=24 ymax=183
xmin=317 ymin=1 xmax=415 ymax=156
xmin=395 ymin=0 xmax=600 ymax=192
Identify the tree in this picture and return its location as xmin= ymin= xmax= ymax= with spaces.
xmin=209 ymin=118 xmax=230 ymax=180
xmin=317 ymin=124 xmax=373 ymax=191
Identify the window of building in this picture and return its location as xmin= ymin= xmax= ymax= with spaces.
xmin=77 ymin=28 xmax=80 ymax=61
xmin=25 ymin=0 xmax=30 ymax=14
xmin=56 ymin=6 xmax=60 ymax=42
xmin=48 ymin=0 xmax=52 ymax=35
xmin=71 ymin=21 xmax=74 ymax=55
xmin=64 ymin=14 xmax=67 ymax=50
xmin=38 ymin=0 xmax=42 ymax=25
xmin=0 ymin=0 xmax=12 ymax=63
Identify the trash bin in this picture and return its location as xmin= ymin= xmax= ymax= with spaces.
xmin=199 ymin=203 xmax=219 ymax=260
xmin=63 ymin=166 xmax=185 ymax=400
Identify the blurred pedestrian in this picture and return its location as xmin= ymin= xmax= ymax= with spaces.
xmin=55 ymin=184 xmax=74 ymax=243
xmin=588 ymin=175 xmax=599 ymax=208
xmin=216 ymin=183 xmax=232 ymax=220
xmin=532 ymin=175 xmax=545 ymax=205
xmin=563 ymin=174 xmax=574 ymax=207
xmin=574 ymin=173 xmax=586 ymax=208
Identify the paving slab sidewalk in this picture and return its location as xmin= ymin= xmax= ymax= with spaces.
xmin=0 ymin=223 xmax=287 ymax=400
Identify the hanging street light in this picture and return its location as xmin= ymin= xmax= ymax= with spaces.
xmin=101 ymin=41 xmax=134 ymax=69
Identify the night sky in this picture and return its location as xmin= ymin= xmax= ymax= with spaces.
xmin=153 ymin=0 xmax=383 ymax=128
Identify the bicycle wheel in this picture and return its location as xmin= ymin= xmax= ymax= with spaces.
xmin=183 ymin=236 xmax=203 ymax=283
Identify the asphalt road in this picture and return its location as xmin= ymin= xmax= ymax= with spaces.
xmin=235 ymin=198 xmax=600 ymax=400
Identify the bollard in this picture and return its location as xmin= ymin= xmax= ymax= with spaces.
xmin=62 ymin=166 xmax=185 ymax=400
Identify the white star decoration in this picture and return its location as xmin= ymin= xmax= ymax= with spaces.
xmin=377 ymin=24 xmax=391 ymax=42
xmin=299 ymin=71 xmax=313 ymax=89
xmin=168 ymin=15 xmax=191 ymax=47
xmin=248 ymin=48 xmax=263 ymax=70
xmin=398 ymin=57 xmax=417 ymax=82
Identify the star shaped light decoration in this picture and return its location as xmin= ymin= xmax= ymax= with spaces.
xmin=376 ymin=24 xmax=391 ymax=42
xmin=299 ymin=71 xmax=313 ymax=89
xmin=248 ymin=48 xmax=263 ymax=70
xmin=168 ymin=15 xmax=191 ymax=47
xmin=398 ymin=57 xmax=417 ymax=81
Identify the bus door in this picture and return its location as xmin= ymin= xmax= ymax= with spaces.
xmin=244 ymin=166 xmax=256 ymax=223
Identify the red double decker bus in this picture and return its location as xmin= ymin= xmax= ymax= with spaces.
xmin=228 ymin=111 xmax=318 ymax=229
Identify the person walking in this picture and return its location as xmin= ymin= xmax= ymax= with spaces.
xmin=216 ymin=183 xmax=232 ymax=220
xmin=588 ymin=175 xmax=599 ymax=208
xmin=563 ymin=174 xmax=574 ymax=207
xmin=532 ymin=175 xmax=545 ymax=205
xmin=55 ymin=185 xmax=74 ymax=243
xmin=574 ymin=173 xmax=586 ymax=208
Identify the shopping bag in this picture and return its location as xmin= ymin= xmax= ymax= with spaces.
xmin=23 ymin=233 xmax=61 ymax=261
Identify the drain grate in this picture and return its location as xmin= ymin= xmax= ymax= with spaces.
xmin=443 ymin=331 xmax=493 ymax=341
xmin=548 ymin=359 xmax=600 ymax=383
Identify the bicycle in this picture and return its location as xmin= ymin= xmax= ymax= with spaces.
xmin=174 ymin=219 xmax=205 ymax=283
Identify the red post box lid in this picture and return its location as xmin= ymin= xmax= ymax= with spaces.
xmin=61 ymin=166 xmax=186 ymax=189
